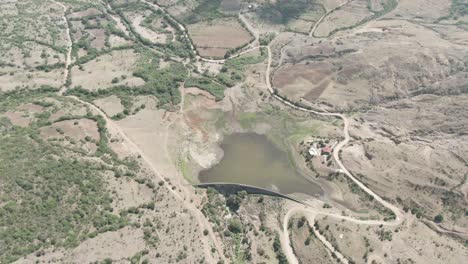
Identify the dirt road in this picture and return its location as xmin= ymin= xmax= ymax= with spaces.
xmin=309 ymin=0 xmax=350 ymax=37
xmin=50 ymin=0 xmax=72 ymax=95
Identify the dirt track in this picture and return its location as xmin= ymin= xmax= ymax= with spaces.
xmin=50 ymin=0 xmax=72 ymax=95
xmin=309 ymin=0 xmax=351 ymax=37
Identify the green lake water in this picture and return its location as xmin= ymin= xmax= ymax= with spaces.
xmin=199 ymin=133 xmax=322 ymax=196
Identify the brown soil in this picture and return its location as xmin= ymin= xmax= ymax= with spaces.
xmin=304 ymin=80 xmax=332 ymax=101
xmin=273 ymin=62 xmax=334 ymax=100
xmin=187 ymin=18 xmax=253 ymax=58
xmin=68 ymin=8 xmax=101 ymax=19
xmin=4 ymin=112 xmax=31 ymax=127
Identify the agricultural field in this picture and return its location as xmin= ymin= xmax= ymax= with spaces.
xmin=314 ymin=0 xmax=374 ymax=37
xmin=272 ymin=61 xmax=334 ymax=101
xmin=286 ymin=5 xmax=326 ymax=34
xmin=187 ymin=17 xmax=253 ymax=58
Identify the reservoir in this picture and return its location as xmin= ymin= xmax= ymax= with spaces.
xmin=199 ymin=133 xmax=322 ymax=197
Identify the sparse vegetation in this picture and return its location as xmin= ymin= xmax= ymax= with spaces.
xmin=181 ymin=0 xmax=229 ymax=24
xmin=260 ymin=0 xmax=316 ymax=24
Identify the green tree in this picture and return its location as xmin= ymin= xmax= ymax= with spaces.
xmin=434 ymin=214 xmax=444 ymax=223
xmin=228 ymin=219 xmax=243 ymax=234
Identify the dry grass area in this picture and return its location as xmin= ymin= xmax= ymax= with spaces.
xmin=93 ymin=95 xmax=124 ymax=117
xmin=0 ymin=41 xmax=65 ymax=91
xmin=314 ymin=0 xmax=373 ymax=37
xmin=0 ymin=0 xmax=70 ymax=49
xmin=281 ymin=18 xmax=468 ymax=110
xmin=125 ymin=10 xmax=173 ymax=45
xmin=0 ymin=69 xmax=63 ymax=92
xmin=342 ymin=94 xmax=468 ymax=230
xmin=70 ymin=49 xmax=145 ymax=90
xmin=104 ymin=173 xmax=154 ymax=211
xmin=16 ymin=227 xmax=146 ymax=264
xmin=187 ymin=18 xmax=253 ymax=58
xmin=273 ymin=62 xmax=334 ymax=101
xmin=287 ymin=4 xmax=326 ymax=34
xmin=3 ymin=102 xmax=45 ymax=127
xmin=135 ymin=16 xmax=168 ymax=44
xmin=289 ymin=216 xmax=337 ymax=264
xmin=314 ymin=215 xmax=467 ymax=264
xmin=388 ymin=0 xmax=452 ymax=21
xmin=67 ymin=4 xmax=136 ymax=60
xmin=40 ymin=118 xmax=100 ymax=154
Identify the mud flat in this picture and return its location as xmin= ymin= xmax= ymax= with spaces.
xmin=199 ymin=133 xmax=323 ymax=197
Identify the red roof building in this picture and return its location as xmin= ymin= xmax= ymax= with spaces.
xmin=321 ymin=147 xmax=333 ymax=155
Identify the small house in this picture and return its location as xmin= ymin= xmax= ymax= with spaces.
xmin=321 ymin=146 xmax=333 ymax=155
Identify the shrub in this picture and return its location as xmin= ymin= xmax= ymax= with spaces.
xmin=226 ymin=194 xmax=242 ymax=212
xmin=227 ymin=219 xmax=243 ymax=234
xmin=434 ymin=214 xmax=444 ymax=223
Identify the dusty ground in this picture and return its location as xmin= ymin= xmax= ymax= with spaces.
xmin=70 ymin=49 xmax=144 ymax=90
xmin=289 ymin=215 xmax=337 ymax=264
xmin=313 ymin=214 xmax=467 ymax=264
xmin=314 ymin=0 xmax=373 ymax=37
xmin=187 ymin=18 xmax=253 ymax=58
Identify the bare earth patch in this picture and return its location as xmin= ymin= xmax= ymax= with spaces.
xmin=187 ymin=18 xmax=253 ymax=58
xmin=40 ymin=118 xmax=100 ymax=154
xmin=314 ymin=0 xmax=373 ymax=37
xmin=273 ymin=62 xmax=334 ymax=101
xmin=70 ymin=49 xmax=145 ymax=90
xmin=4 ymin=112 xmax=31 ymax=127
xmin=132 ymin=15 xmax=168 ymax=44
xmin=93 ymin=95 xmax=124 ymax=117
xmin=68 ymin=8 xmax=101 ymax=19
xmin=104 ymin=173 xmax=154 ymax=211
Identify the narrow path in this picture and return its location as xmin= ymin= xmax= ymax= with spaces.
xmin=239 ymin=13 xmax=259 ymax=46
xmin=50 ymin=0 xmax=72 ymax=95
